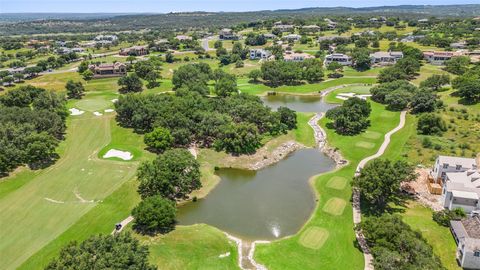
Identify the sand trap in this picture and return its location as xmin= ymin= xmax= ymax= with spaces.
xmin=93 ymin=111 xmax=103 ymax=116
xmin=111 ymin=99 xmax=118 ymax=103
xmin=103 ymin=149 xmax=133 ymax=160
xmin=218 ymin=252 xmax=231 ymax=258
xmin=335 ymin=96 xmax=349 ymax=100
xmin=326 ymin=176 xmax=347 ymax=190
xmin=69 ymin=108 xmax=85 ymax=116
xmin=104 ymin=109 xmax=114 ymax=113
xmin=299 ymin=227 xmax=329 ymax=249
xmin=337 ymin=92 xmax=356 ymax=97
xmin=355 ymin=141 xmax=375 ymax=149
xmin=323 ymin=198 xmax=346 ymax=216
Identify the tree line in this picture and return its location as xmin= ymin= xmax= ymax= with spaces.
xmin=0 ymin=85 xmax=67 ymax=176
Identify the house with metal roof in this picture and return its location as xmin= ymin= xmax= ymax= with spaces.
xmin=450 ymin=216 xmax=480 ymax=269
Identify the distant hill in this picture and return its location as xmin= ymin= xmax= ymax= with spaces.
xmin=1 ymin=4 xmax=480 ymax=35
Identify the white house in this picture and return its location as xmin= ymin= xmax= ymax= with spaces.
xmin=431 ymin=156 xmax=480 ymax=214
xmin=324 ymin=53 xmax=352 ymax=66
xmin=450 ymin=216 xmax=480 ymax=269
xmin=250 ymin=49 xmax=272 ymax=60
xmin=431 ymin=156 xmax=477 ymax=183
xmin=284 ymin=34 xmax=301 ymax=42
xmin=370 ymin=51 xmax=404 ymax=65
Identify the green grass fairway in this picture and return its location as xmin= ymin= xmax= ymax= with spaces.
xmin=326 ymin=176 xmax=347 ymax=190
xmin=0 ymin=88 xmax=150 ymax=269
xmin=361 ymin=131 xmax=382 ymax=140
xmin=254 ymin=101 xmax=400 ymax=270
xmin=142 ymin=224 xmax=240 ymax=270
xmin=298 ymin=227 xmax=329 ymax=250
xmin=322 ymin=198 xmax=347 ymax=216
xmin=355 ymin=141 xmax=376 ymax=149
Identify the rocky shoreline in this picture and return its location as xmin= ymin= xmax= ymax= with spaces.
xmin=308 ymin=113 xmax=348 ymax=167
xmin=249 ymin=141 xmax=305 ymax=170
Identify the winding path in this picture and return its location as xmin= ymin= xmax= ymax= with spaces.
xmin=353 ymin=110 xmax=407 ymax=270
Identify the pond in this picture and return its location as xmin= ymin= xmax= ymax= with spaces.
xmin=177 ymin=149 xmax=336 ymax=240
xmin=260 ymin=94 xmax=336 ymax=112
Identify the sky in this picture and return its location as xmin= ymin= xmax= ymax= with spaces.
xmin=1 ymin=0 xmax=479 ymax=13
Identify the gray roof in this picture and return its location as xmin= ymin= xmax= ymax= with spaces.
xmin=451 ymin=217 xmax=480 ymax=251
xmin=438 ymin=155 xmax=477 ymax=168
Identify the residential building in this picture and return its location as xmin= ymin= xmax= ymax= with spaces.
xmin=94 ymin=34 xmax=118 ymax=45
xmin=250 ymin=49 xmax=272 ymax=60
xmin=400 ymin=34 xmax=425 ymax=43
xmin=284 ymin=34 xmax=301 ymax=42
xmin=272 ymin=24 xmax=294 ymax=33
xmin=431 ymin=156 xmax=477 ymax=183
xmin=324 ymin=18 xmax=337 ymax=30
xmin=430 ymin=156 xmax=480 ymax=213
xmin=318 ymin=35 xmax=342 ymax=42
xmin=119 ymin=45 xmax=149 ymax=56
xmin=263 ymin=33 xmax=277 ymax=39
xmin=450 ymin=216 xmax=480 ymax=269
xmin=450 ymin=41 xmax=467 ymax=49
xmin=88 ymin=62 xmax=127 ymax=78
xmin=219 ymin=28 xmax=238 ymax=40
xmin=283 ymin=52 xmax=314 ymax=62
xmin=324 ymin=53 xmax=353 ymax=66
xmin=370 ymin=51 xmax=404 ymax=65
xmin=176 ymin=35 xmax=192 ymax=41
xmin=423 ymin=51 xmax=463 ymax=65
xmin=302 ymin=25 xmax=321 ymax=32
xmin=56 ymin=47 xmax=84 ymax=54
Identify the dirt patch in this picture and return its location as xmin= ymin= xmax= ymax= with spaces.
xmin=323 ymin=197 xmax=346 ymax=216
xmin=298 ymin=226 xmax=329 ymax=250
xmin=402 ymin=168 xmax=443 ymax=211
xmin=326 ymin=176 xmax=347 ymax=190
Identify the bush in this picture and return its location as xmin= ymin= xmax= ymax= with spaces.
xmin=144 ymin=127 xmax=173 ymax=153
xmin=132 ymin=195 xmax=176 ymax=234
xmin=417 ymin=113 xmax=447 ymax=136
xmin=432 ymin=208 xmax=466 ymax=227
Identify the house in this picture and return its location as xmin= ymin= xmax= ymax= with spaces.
xmin=219 ymin=28 xmax=238 ymax=40
xmin=324 ymin=53 xmax=353 ymax=66
xmin=400 ymin=34 xmax=425 ymax=43
xmin=88 ymin=62 xmax=127 ymax=78
xmin=423 ymin=51 xmax=463 ymax=65
xmin=302 ymin=25 xmax=321 ymax=32
xmin=250 ymin=49 xmax=272 ymax=60
xmin=56 ymin=47 xmax=84 ymax=54
xmin=273 ymin=24 xmax=294 ymax=33
xmin=450 ymin=216 xmax=480 ymax=269
xmin=450 ymin=41 xmax=467 ymax=49
xmin=431 ymin=156 xmax=477 ymax=183
xmin=94 ymin=35 xmax=118 ymax=45
xmin=284 ymin=34 xmax=301 ymax=42
xmin=430 ymin=156 xmax=480 ymax=213
xmin=119 ymin=45 xmax=149 ymax=56
xmin=324 ymin=19 xmax=337 ymax=30
xmin=370 ymin=51 xmax=403 ymax=65
xmin=418 ymin=18 xmax=429 ymax=23
xmin=176 ymin=35 xmax=192 ymax=41
xmin=318 ymin=35 xmax=342 ymax=42
xmin=263 ymin=33 xmax=277 ymax=39
xmin=283 ymin=52 xmax=314 ymax=62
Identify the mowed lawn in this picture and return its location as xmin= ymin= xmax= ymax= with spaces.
xmin=0 ymin=88 xmax=149 ymax=269
xmin=254 ymin=96 xmax=401 ymax=269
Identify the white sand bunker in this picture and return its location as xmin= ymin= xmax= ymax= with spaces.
xmin=93 ymin=111 xmax=103 ymax=116
xmin=103 ymin=149 xmax=133 ymax=160
xmin=104 ymin=109 xmax=114 ymax=113
xmin=218 ymin=252 xmax=230 ymax=258
xmin=69 ymin=108 xmax=85 ymax=116
xmin=111 ymin=99 xmax=118 ymax=103
xmin=336 ymin=92 xmax=372 ymax=100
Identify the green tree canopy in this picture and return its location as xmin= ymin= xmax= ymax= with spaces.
xmin=132 ymin=195 xmax=176 ymax=235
